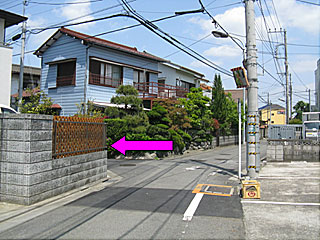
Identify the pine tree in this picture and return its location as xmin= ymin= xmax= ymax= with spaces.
xmin=211 ymin=74 xmax=227 ymax=127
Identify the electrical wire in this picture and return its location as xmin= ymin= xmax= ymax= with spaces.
xmin=257 ymin=0 xmax=284 ymax=84
xmin=230 ymin=32 xmax=320 ymax=47
xmin=296 ymin=0 xmax=320 ymax=6
xmin=207 ymin=1 xmax=243 ymax=11
xmin=198 ymin=0 xmax=244 ymax=51
xmin=257 ymin=63 xmax=284 ymax=87
xmin=119 ymin=0 xmax=232 ymax=77
xmin=288 ymin=62 xmax=308 ymax=89
xmin=28 ymin=0 xmax=102 ymax=5
xmin=4 ymin=2 xmax=22 ymax=10
xmin=270 ymin=0 xmax=282 ymax=29
xmin=12 ymin=13 xmax=197 ymax=56
xmin=28 ymin=1 xmax=136 ymax=34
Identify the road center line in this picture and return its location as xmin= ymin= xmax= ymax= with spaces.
xmin=183 ymin=193 xmax=204 ymax=221
xmin=241 ymin=200 xmax=320 ymax=206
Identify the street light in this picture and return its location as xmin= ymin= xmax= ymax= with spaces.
xmin=211 ymin=30 xmax=245 ymax=52
xmin=212 ymin=30 xmax=247 ymax=178
xmin=212 ymin=30 xmax=247 ymax=145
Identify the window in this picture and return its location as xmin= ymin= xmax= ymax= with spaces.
xmin=89 ymin=60 xmax=123 ymax=88
xmin=181 ymin=80 xmax=195 ymax=91
xmin=57 ymin=61 xmax=76 ymax=87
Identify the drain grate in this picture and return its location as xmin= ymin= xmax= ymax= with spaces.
xmin=193 ymin=184 xmax=234 ymax=197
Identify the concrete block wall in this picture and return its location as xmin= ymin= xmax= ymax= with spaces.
xmin=0 ymin=114 xmax=107 ymax=205
xmin=267 ymin=139 xmax=320 ymax=162
xmin=212 ymin=135 xmax=238 ymax=147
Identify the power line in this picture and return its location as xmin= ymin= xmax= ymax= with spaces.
xmin=28 ymin=1 xmax=136 ymax=34
xmin=4 ymin=2 xmax=22 ymax=10
xmin=296 ymin=0 xmax=320 ymax=6
xmin=257 ymin=63 xmax=284 ymax=87
xmin=163 ymin=33 xmax=213 ymax=58
xmin=119 ymin=0 xmax=232 ymax=77
xmin=28 ymin=0 xmax=102 ymax=5
xmin=270 ymin=0 xmax=282 ymax=29
xmin=230 ymin=32 xmax=320 ymax=47
xmin=198 ymin=0 xmax=244 ymax=51
xmin=207 ymin=1 xmax=243 ymax=10
xmin=288 ymin=62 xmax=308 ymax=89
xmin=13 ymin=14 xmax=180 ymax=56
xmin=257 ymin=1 xmax=284 ymax=84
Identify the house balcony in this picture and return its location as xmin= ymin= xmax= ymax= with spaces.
xmin=133 ymin=82 xmax=189 ymax=100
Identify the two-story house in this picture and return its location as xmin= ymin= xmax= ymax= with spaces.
xmin=259 ymin=104 xmax=286 ymax=126
xmin=35 ymin=27 xmax=167 ymax=116
xmin=35 ymin=28 xmax=208 ymax=114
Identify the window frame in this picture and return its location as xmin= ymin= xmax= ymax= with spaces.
xmin=56 ymin=60 xmax=76 ymax=87
xmin=89 ymin=59 xmax=123 ymax=88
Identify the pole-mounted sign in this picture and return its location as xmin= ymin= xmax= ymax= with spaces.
xmin=231 ymin=67 xmax=249 ymax=88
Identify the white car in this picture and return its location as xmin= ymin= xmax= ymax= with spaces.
xmin=0 ymin=104 xmax=18 ymax=114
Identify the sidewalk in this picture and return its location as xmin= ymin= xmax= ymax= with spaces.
xmin=242 ymin=161 xmax=320 ymax=240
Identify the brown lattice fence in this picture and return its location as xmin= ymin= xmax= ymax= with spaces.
xmin=52 ymin=116 xmax=106 ymax=159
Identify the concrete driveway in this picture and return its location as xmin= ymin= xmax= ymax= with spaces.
xmin=242 ymin=161 xmax=320 ymax=240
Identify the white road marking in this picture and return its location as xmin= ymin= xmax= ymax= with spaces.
xmin=258 ymin=176 xmax=320 ymax=179
xmin=241 ymin=200 xmax=320 ymax=206
xmin=183 ymin=193 xmax=204 ymax=221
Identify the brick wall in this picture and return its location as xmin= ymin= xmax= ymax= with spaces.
xmin=0 ymin=114 xmax=107 ymax=205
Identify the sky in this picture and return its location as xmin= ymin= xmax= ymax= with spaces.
xmin=2 ymin=0 xmax=320 ymax=109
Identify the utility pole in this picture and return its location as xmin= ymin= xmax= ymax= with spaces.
xmin=245 ymin=0 xmax=259 ymax=178
xmin=243 ymin=87 xmax=246 ymax=143
xmin=290 ymin=73 xmax=292 ymax=119
xmin=284 ymin=29 xmax=289 ymax=124
xmin=308 ymin=89 xmax=311 ymax=112
xmin=238 ymin=98 xmax=242 ymax=179
xmin=18 ymin=0 xmax=27 ymax=111
xmin=269 ymin=29 xmax=289 ymax=123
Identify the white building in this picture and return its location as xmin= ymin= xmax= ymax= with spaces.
xmin=0 ymin=10 xmax=27 ymax=106
xmin=315 ymin=59 xmax=320 ymax=111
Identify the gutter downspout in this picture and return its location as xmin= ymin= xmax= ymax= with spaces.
xmin=84 ymin=43 xmax=91 ymax=115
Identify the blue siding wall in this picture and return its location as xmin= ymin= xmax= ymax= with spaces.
xmin=89 ymin=46 xmax=158 ymax=71
xmin=87 ymin=45 xmax=158 ymax=103
xmin=40 ymin=34 xmax=87 ymax=116
xmin=40 ymin=35 xmax=160 ymax=115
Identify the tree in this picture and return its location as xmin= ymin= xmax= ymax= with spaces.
xmin=211 ymin=74 xmax=228 ymax=128
xmin=180 ymin=87 xmax=213 ymax=142
xmin=18 ymin=89 xmax=55 ymax=115
xmin=156 ymin=99 xmax=191 ymax=130
xmin=111 ymin=85 xmax=142 ymax=111
xmin=293 ymin=100 xmax=309 ymax=121
xmin=289 ymin=118 xmax=302 ymax=124
xmin=223 ymin=93 xmax=239 ymax=133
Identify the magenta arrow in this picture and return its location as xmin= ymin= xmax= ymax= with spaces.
xmin=111 ymin=136 xmax=173 ymax=155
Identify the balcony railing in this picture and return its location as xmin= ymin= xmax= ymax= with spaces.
xmin=89 ymin=73 xmax=122 ymax=88
xmin=134 ymin=82 xmax=189 ymax=99
xmin=57 ymin=75 xmax=75 ymax=87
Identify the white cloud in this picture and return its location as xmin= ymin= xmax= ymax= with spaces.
xmin=204 ymin=45 xmax=242 ymax=58
xmin=60 ymin=0 xmax=95 ymax=30
xmin=273 ymin=0 xmax=320 ymax=34
xmin=189 ymin=7 xmax=246 ymax=37
xmin=24 ymin=17 xmax=55 ymax=48
xmin=189 ymin=59 xmax=223 ymax=69
xmin=290 ymin=55 xmax=318 ymax=73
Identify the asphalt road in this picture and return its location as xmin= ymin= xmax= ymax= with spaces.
xmin=0 ymin=142 xmax=267 ymax=239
